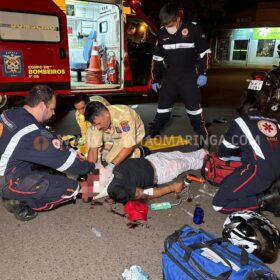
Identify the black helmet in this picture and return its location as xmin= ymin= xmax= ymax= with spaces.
xmin=223 ymin=210 xmax=279 ymax=263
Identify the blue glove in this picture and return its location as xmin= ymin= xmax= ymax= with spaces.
xmin=197 ymin=74 xmax=207 ymax=87
xmin=151 ymin=82 xmax=160 ymax=92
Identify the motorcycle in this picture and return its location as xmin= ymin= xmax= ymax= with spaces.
xmin=247 ymin=55 xmax=280 ymax=112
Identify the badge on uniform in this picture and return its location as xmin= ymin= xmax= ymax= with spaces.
xmin=120 ymin=121 xmax=130 ymax=132
xmin=257 ymin=120 xmax=277 ymax=137
xmin=182 ymin=28 xmax=188 ymax=39
xmin=115 ymin=127 xmax=122 ymax=133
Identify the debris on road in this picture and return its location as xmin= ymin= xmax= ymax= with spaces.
xmin=91 ymin=227 xmax=102 ymax=237
xmin=122 ymin=265 xmax=149 ymax=280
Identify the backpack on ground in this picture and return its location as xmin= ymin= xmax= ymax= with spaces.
xmin=201 ymin=152 xmax=242 ymax=186
xmin=162 ymin=224 xmax=278 ymax=280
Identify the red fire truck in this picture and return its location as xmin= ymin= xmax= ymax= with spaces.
xmin=0 ymin=0 xmax=158 ymax=108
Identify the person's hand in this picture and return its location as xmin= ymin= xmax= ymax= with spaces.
xmin=95 ymin=161 xmax=104 ymax=169
xmin=151 ymin=83 xmax=160 ymax=92
xmin=197 ymin=74 xmax=207 ymax=87
xmin=99 ymin=166 xmax=114 ymax=187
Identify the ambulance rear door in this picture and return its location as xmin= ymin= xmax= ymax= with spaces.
xmin=66 ymin=0 xmax=122 ymax=91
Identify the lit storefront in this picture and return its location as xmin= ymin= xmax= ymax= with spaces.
xmin=212 ymin=27 xmax=280 ymax=67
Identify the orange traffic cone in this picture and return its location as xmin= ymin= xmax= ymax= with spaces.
xmin=86 ymin=38 xmax=103 ymax=84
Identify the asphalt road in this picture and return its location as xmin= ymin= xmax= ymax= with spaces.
xmin=1 ymin=67 xmax=280 ymax=280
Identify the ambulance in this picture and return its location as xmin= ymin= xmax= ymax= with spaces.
xmin=0 ymin=0 xmax=158 ymax=108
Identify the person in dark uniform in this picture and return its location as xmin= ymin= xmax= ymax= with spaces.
xmin=0 ymin=85 xmax=96 ymax=221
xmin=149 ymin=2 xmax=211 ymax=149
xmin=212 ymin=86 xmax=280 ymax=216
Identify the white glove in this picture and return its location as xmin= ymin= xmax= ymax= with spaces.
xmin=99 ymin=166 xmax=113 ymax=186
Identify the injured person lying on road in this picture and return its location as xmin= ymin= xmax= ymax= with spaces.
xmin=98 ymin=149 xmax=207 ymax=203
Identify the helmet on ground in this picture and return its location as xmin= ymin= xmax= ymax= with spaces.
xmin=223 ymin=210 xmax=279 ymax=263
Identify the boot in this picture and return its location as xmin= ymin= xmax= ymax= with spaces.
xmin=2 ymin=199 xmax=38 ymax=221
xmin=258 ymin=189 xmax=280 ymax=217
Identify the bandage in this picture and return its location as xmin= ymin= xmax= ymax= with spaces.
xmin=143 ymin=188 xmax=154 ymax=196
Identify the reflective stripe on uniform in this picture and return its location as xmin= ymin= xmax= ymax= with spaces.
xmin=212 ymin=205 xmax=223 ymax=211
xmin=222 ymin=139 xmax=239 ymax=149
xmin=235 ymin=117 xmax=265 ymax=159
xmin=186 ymin=108 xmax=203 ymax=115
xmin=200 ymin=49 xmax=211 ymax=58
xmin=153 ymin=55 xmax=164 ymax=61
xmin=157 ymin=108 xmax=172 ymax=113
xmin=56 ymin=150 xmax=77 ymax=172
xmin=163 ymin=43 xmax=195 ymax=50
xmin=0 ymin=124 xmax=39 ymax=176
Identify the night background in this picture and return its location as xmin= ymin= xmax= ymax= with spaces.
xmin=140 ymin=0 xmax=279 ymax=37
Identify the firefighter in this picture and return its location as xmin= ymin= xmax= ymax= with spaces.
xmin=73 ymin=94 xmax=110 ymax=142
xmin=149 ymin=2 xmax=211 ymax=149
xmin=85 ymin=101 xmax=146 ymax=169
xmin=212 ymin=87 xmax=280 ymax=216
xmin=0 ymin=85 xmax=96 ymax=221
xmin=107 ymin=149 xmax=207 ymax=203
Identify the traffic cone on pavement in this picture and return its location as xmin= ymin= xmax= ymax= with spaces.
xmin=86 ymin=38 xmax=103 ymax=84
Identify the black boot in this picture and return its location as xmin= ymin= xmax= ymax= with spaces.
xmin=2 ymin=199 xmax=38 ymax=221
xmin=257 ymin=189 xmax=280 ymax=217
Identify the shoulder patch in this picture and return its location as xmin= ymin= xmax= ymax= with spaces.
xmin=1 ymin=112 xmax=15 ymax=131
xmin=120 ymin=121 xmax=130 ymax=132
xmin=33 ymin=135 xmax=49 ymax=151
xmin=257 ymin=120 xmax=277 ymax=137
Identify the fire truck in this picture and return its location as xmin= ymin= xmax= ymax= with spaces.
xmin=0 ymin=0 xmax=158 ymax=108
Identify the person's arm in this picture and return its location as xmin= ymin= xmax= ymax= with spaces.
xmin=151 ymin=34 xmax=165 ymax=87
xmin=87 ymin=147 xmax=99 ymax=163
xmin=217 ymin=121 xmax=242 ymax=158
xmin=18 ymin=129 xmax=96 ymax=175
xmin=134 ymin=182 xmax=184 ymax=200
xmin=110 ymin=146 xmax=135 ymax=166
xmin=194 ymin=23 xmax=211 ymax=75
xmin=85 ymin=125 xmax=103 ymax=162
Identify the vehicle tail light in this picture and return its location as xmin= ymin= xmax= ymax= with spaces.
xmin=252 ymin=72 xmax=265 ymax=81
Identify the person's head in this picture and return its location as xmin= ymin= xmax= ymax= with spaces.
xmin=24 ymin=85 xmax=56 ymax=123
xmin=159 ymin=2 xmax=181 ymax=34
xmin=73 ymin=94 xmax=90 ymax=115
xmin=127 ymin=22 xmax=137 ymax=36
xmin=84 ymin=101 xmax=111 ymax=131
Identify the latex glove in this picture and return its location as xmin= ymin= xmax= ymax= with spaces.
xmin=99 ymin=166 xmax=113 ymax=187
xmin=197 ymin=74 xmax=207 ymax=87
xmin=151 ymin=82 xmax=160 ymax=93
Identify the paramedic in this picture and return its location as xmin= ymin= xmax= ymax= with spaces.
xmin=212 ymin=87 xmax=280 ymax=216
xmin=85 ymin=101 xmax=146 ymax=168
xmin=73 ymin=94 xmax=110 ymax=141
xmin=149 ymin=2 xmax=211 ymax=149
xmin=0 ymin=85 xmax=96 ymax=221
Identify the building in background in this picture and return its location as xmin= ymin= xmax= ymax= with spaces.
xmin=212 ymin=1 xmax=280 ymax=67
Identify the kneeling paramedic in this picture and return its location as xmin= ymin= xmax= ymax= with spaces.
xmin=0 ymin=85 xmax=96 ymax=221
xmin=212 ymin=86 xmax=280 ymax=215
